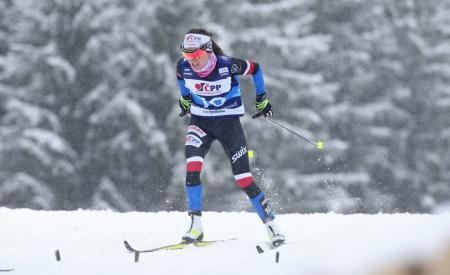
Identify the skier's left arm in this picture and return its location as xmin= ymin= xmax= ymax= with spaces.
xmin=231 ymin=58 xmax=273 ymax=118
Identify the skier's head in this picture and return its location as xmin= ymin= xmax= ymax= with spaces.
xmin=180 ymin=28 xmax=224 ymax=69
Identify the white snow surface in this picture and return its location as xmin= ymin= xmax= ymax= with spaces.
xmin=1 ymin=208 xmax=450 ymax=275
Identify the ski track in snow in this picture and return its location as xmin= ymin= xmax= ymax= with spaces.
xmin=1 ymin=208 xmax=450 ymax=275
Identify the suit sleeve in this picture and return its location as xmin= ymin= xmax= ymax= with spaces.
xmin=231 ymin=58 xmax=265 ymax=96
xmin=176 ymin=59 xmax=191 ymax=97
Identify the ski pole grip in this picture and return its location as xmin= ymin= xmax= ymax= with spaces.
xmin=252 ymin=112 xmax=263 ymax=119
xmin=179 ymin=110 xmax=189 ymax=117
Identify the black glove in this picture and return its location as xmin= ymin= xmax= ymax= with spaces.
xmin=253 ymin=93 xmax=273 ymax=118
xmin=179 ymin=95 xmax=191 ymax=117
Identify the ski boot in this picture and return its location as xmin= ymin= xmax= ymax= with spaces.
xmin=265 ymin=219 xmax=285 ymax=246
xmin=182 ymin=212 xmax=204 ymax=243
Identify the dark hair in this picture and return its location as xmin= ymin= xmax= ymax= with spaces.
xmin=186 ymin=28 xmax=225 ymax=56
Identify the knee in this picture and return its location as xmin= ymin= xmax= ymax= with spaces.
xmin=186 ymin=172 xmax=200 ymax=186
xmin=186 ymin=157 xmax=203 ymax=186
xmin=242 ymin=183 xmax=262 ymax=199
xmin=234 ymin=172 xmax=261 ymax=199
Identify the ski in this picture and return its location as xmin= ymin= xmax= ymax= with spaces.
xmin=124 ymin=237 xmax=237 ymax=254
xmin=0 ymin=268 xmax=14 ymax=272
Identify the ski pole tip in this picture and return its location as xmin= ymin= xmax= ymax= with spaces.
xmin=55 ymin=249 xmax=61 ymax=261
xmin=316 ymin=141 xmax=324 ymax=150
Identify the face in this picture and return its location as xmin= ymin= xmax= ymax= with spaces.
xmin=186 ymin=51 xmax=210 ymax=70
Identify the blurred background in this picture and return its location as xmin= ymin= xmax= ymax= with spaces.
xmin=0 ymin=0 xmax=449 ymax=214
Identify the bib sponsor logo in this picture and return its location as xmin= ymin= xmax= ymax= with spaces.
xmin=208 ymin=97 xmax=226 ymax=107
xmin=185 ymin=134 xmax=203 ymax=148
xmin=188 ymin=125 xmax=207 ymax=137
xmin=231 ymin=146 xmax=248 ymax=163
xmin=226 ymin=101 xmax=239 ymax=108
xmin=183 ymin=68 xmax=193 ymax=76
xmin=195 ymin=83 xmax=222 ymax=93
xmin=219 ymin=67 xmax=229 ymax=77
xmin=185 ymin=77 xmax=231 ymax=96
xmin=201 ymin=109 xmax=226 ymax=114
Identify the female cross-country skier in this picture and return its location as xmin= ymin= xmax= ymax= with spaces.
xmin=176 ymin=28 xmax=285 ymax=246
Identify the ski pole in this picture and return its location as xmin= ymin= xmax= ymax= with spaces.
xmin=252 ymin=113 xmax=324 ymax=150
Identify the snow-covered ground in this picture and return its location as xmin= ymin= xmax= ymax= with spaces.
xmin=1 ymin=208 xmax=450 ymax=275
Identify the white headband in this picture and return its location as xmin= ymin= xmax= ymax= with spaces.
xmin=183 ymin=33 xmax=212 ymax=51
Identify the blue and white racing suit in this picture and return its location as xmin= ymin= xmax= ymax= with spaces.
xmin=176 ymin=55 xmax=275 ymax=222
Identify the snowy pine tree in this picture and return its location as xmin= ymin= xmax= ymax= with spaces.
xmin=1 ymin=0 xmax=449 ymax=213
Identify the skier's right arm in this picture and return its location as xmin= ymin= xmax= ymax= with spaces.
xmin=177 ymin=60 xmax=191 ymax=116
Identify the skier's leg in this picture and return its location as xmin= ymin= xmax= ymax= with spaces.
xmin=218 ymin=119 xmax=285 ymax=245
xmin=217 ymin=119 xmax=274 ymax=222
xmin=184 ymin=123 xmax=212 ymax=214
xmin=183 ymin=122 xmax=213 ymax=242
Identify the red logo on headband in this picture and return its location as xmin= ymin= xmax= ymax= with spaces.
xmin=185 ymin=34 xmax=201 ymax=41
